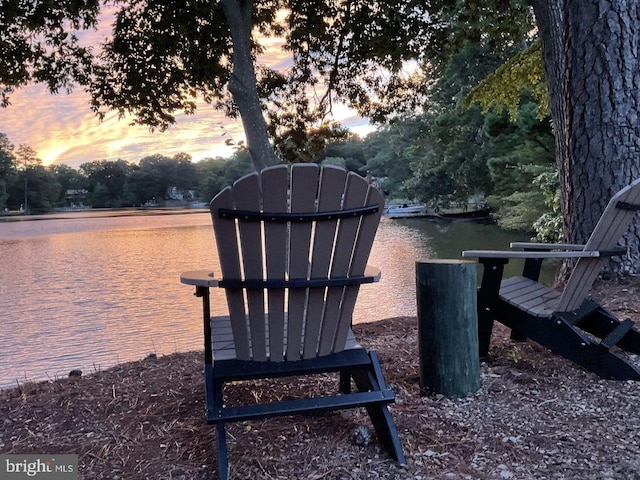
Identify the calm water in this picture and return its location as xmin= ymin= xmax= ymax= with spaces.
xmin=0 ymin=211 xmax=542 ymax=389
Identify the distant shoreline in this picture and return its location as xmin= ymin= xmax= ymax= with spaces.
xmin=0 ymin=206 xmax=208 ymax=223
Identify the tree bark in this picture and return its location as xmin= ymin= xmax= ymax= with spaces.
xmin=221 ymin=0 xmax=279 ymax=171
xmin=533 ymin=0 xmax=640 ymax=274
xmin=564 ymin=0 xmax=640 ymax=273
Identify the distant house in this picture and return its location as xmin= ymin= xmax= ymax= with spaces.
xmin=65 ymin=189 xmax=88 ymax=208
xmin=167 ymin=186 xmax=183 ymax=200
xmin=167 ymin=187 xmax=196 ymax=202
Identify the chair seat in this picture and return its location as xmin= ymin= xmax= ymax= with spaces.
xmin=499 ymin=276 xmax=562 ymax=317
xmin=212 ymin=315 xmax=360 ymax=361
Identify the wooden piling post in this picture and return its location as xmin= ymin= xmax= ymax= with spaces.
xmin=416 ymin=260 xmax=480 ymax=397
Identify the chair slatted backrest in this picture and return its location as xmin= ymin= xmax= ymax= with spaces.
xmin=210 ymin=164 xmax=384 ymax=362
xmin=557 ymin=178 xmax=640 ymax=312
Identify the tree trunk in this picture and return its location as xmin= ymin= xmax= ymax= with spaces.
xmin=564 ymin=0 xmax=640 ymax=273
xmin=533 ymin=0 xmax=640 ymax=275
xmin=530 ymin=0 xmax=567 ymax=193
xmin=221 ymin=0 xmax=279 ymax=171
xmin=415 ymin=260 xmax=480 ymax=397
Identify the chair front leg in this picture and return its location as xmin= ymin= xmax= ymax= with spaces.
xmin=350 ymin=354 xmax=406 ymax=464
xmin=195 ymin=286 xmax=213 ymax=365
xmin=216 ymin=424 xmax=229 ymax=480
xmin=477 ymin=258 xmax=508 ymax=356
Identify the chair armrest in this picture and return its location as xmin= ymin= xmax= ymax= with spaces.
xmin=462 ymin=249 xmax=601 ymax=259
xmin=510 ymin=242 xmax=586 ymax=251
xmin=364 ymin=264 xmax=382 ymax=282
xmin=181 ymin=267 xmax=380 ymax=287
xmin=181 ymin=270 xmax=220 ymax=287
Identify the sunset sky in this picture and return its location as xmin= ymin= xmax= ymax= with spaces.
xmin=0 ymin=9 xmax=372 ymax=169
xmin=1 ymin=82 xmax=372 ymax=170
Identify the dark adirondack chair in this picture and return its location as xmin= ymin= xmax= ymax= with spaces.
xmin=181 ymin=164 xmax=405 ymax=479
xmin=463 ymin=178 xmax=640 ymax=380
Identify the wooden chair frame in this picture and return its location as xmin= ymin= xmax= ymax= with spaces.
xmin=463 ymin=178 xmax=640 ymax=380
xmin=182 ymin=164 xmax=405 ymax=479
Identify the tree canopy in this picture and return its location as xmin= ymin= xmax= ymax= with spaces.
xmin=1 ymin=0 xmax=534 ymax=170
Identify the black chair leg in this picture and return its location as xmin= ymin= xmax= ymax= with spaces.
xmin=477 ymin=258 xmax=508 ymax=357
xmin=364 ymin=403 xmax=406 ymax=464
xmin=216 ymin=424 xmax=229 ymax=480
xmin=477 ymin=306 xmax=495 ymax=356
xmin=351 ymin=352 xmax=406 ymax=464
xmin=339 ymin=370 xmax=352 ymax=393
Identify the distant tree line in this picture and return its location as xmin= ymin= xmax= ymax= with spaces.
xmin=0 ymin=135 xmax=255 ymax=213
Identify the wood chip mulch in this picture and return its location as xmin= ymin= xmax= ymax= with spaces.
xmin=2 ymin=277 xmax=640 ymax=479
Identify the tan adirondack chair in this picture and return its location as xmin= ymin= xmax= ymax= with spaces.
xmin=463 ymin=178 xmax=640 ymax=380
xmin=181 ymin=164 xmax=405 ymax=479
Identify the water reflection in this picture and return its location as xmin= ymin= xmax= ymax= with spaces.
xmin=391 ymin=217 xmax=559 ymax=284
xmin=1 ymin=214 xmax=219 ymax=389
xmin=0 ymin=212 xmax=552 ymax=388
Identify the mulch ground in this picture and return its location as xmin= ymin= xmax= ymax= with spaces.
xmin=2 ymin=277 xmax=640 ymax=479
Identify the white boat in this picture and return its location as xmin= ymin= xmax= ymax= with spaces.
xmin=385 ymin=202 xmax=429 ymax=219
